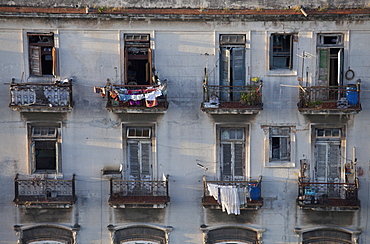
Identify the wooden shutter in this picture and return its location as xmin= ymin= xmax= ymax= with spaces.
xmin=146 ymin=48 xmax=153 ymax=84
xmin=128 ymin=142 xmax=140 ymax=179
xmin=220 ymin=48 xmax=231 ymax=101
xmin=318 ymin=48 xmax=329 ymax=85
xmin=221 ymin=143 xmax=232 ymax=179
xmin=29 ymin=46 xmax=42 ymax=76
xmin=288 ymin=34 xmax=293 ymax=69
xmin=337 ymin=48 xmax=344 ymax=86
xmin=234 ymin=143 xmax=244 ymax=177
xmin=141 ymin=142 xmax=151 ymax=179
xmin=124 ymin=48 xmax=129 ymax=84
xmin=52 ymin=47 xmax=57 ymax=77
xmin=280 ymin=137 xmax=289 ymax=160
xmin=56 ymin=141 xmax=61 ymax=173
xmin=231 ymin=47 xmax=245 ymax=87
xmin=315 ymin=143 xmax=327 ymax=182
xmin=327 ymin=142 xmax=340 ymax=183
xmin=30 ymin=141 xmax=36 ymax=173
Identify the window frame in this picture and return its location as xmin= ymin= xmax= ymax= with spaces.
xmin=28 ymin=123 xmax=62 ymax=175
xmin=219 ymin=34 xmax=246 ymax=102
xmin=269 ymin=33 xmax=294 ymax=70
xmin=124 ymin=33 xmax=153 ymax=85
xmin=263 ymin=125 xmax=296 ymax=168
xmin=27 ymin=32 xmax=58 ymax=77
xmin=123 ymin=124 xmax=156 ymax=181
xmin=217 ymin=124 xmax=249 ymax=180
xmin=311 ymin=125 xmax=346 ymax=184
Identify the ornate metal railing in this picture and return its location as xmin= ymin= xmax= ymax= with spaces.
xmin=298 ymin=84 xmax=361 ymax=112
xmin=9 ymin=79 xmax=73 ymax=112
xmin=202 ymin=176 xmax=263 ymax=209
xmin=13 ymin=174 xmax=76 ymax=207
xmin=108 ymin=179 xmax=170 ymax=207
xmin=297 ymin=178 xmax=360 ymax=210
xmin=202 ymin=83 xmax=263 ymax=110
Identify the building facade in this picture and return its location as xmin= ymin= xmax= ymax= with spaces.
xmin=0 ymin=1 xmax=370 ymax=243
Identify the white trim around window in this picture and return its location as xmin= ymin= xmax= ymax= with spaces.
xmin=262 ymin=125 xmax=296 ymax=168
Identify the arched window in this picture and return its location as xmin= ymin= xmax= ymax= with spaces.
xmin=295 ymin=227 xmax=360 ymax=244
xmin=108 ymin=225 xmax=172 ymax=244
xmin=14 ymin=224 xmax=78 ymax=244
xmin=202 ymin=226 xmax=264 ymax=244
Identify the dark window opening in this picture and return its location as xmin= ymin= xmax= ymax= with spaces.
xmin=35 ymin=141 xmax=56 ymax=171
xmin=28 ymin=33 xmax=56 ymax=76
xmin=124 ymin=34 xmax=152 ymax=85
xmin=270 ymin=34 xmax=293 ymax=69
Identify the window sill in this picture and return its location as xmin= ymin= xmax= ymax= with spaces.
xmin=267 ymin=69 xmax=297 ymax=77
xmin=264 ymin=161 xmax=295 ymax=168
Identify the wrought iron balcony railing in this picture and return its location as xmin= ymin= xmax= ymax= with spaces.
xmin=9 ymin=79 xmax=73 ymax=112
xmin=298 ymin=83 xmax=361 ymax=114
xmin=201 ymin=83 xmax=263 ymax=114
xmin=202 ymin=176 xmax=263 ymax=211
xmin=104 ymin=83 xmax=168 ymax=113
xmin=13 ymin=174 xmax=76 ymax=208
xmin=297 ymin=177 xmax=360 ymax=211
xmin=108 ymin=178 xmax=170 ymax=208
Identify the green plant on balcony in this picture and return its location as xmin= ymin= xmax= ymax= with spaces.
xmin=307 ymin=100 xmax=323 ymax=108
xmin=240 ymin=90 xmax=258 ymax=105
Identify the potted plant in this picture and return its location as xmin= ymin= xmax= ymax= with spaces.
xmin=240 ymin=90 xmax=258 ymax=105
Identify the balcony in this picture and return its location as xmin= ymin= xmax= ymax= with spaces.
xmin=108 ymin=179 xmax=170 ymax=208
xmin=9 ymin=79 xmax=73 ymax=112
xmin=13 ymin=174 xmax=76 ymax=208
xmin=103 ymin=82 xmax=168 ymax=113
xmin=298 ymin=83 xmax=361 ymax=115
xmin=297 ymin=177 xmax=360 ymax=211
xmin=202 ymin=176 xmax=263 ymax=212
xmin=201 ymin=83 xmax=263 ymax=114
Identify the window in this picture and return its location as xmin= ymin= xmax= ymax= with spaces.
xmin=219 ymin=34 xmax=246 ymax=102
xmin=14 ymin=225 xmax=77 ymax=244
xmin=203 ymin=226 xmax=263 ymax=244
xmin=109 ymin=225 xmax=171 ymax=244
xmin=314 ymin=128 xmax=343 ymax=186
xmin=28 ymin=33 xmax=57 ymax=76
xmin=124 ymin=34 xmax=152 ymax=85
xmin=263 ymin=125 xmax=295 ymax=167
xmin=124 ymin=125 xmax=154 ymax=180
xmin=28 ymin=124 xmax=61 ymax=174
xmin=270 ymin=34 xmax=293 ymax=69
xmin=218 ymin=126 xmax=247 ymax=180
xmin=317 ymin=34 xmax=344 ymax=87
xmin=270 ymin=127 xmax=290 ymax=162
xmin=294 ymin=227 xmax=360 ymax=244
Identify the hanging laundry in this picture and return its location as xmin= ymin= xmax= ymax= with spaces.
xmin=207 ymin=183 xmax=245 ymax=215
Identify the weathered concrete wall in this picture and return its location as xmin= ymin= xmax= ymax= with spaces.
xmin=0 ymin=14 xmax=370 ymax=243
xmin=1 ymin=0 xmax=370 ymax=9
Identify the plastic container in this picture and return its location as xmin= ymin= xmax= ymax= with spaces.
xmin=346 ymin=84 xmax=358 ymax=105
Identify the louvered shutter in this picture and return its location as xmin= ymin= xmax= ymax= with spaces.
xmin=221 ymin=143 xmax=232 ymax=179
xmin=141 ymin=142 xmax=151 ymax=179
xmin=234 ymin=143 xmax=244 ymax=177
xmin=30 ymin=141 xmax=36 ymax=173
xmin=318 ymin=48 xmax=329 ymax=85
xmin=128 ymin=142 xmax=140 ymax=179
xmin=327 ymin=142 xmax=340 ymax=183
xmin=56 ymin=141 xmax=61 ymax=173
xmin=231 ymin=47 xmax=245 ymax=101
xmin=29 ymin=46 xmax=42 ymax=76
xmin=315 ymin=143 xmax=328 ymax=182
xmin=220 ymin=48 xmax=231 ymax=101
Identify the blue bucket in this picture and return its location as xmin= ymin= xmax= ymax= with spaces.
xmin=346 ymin=85 xmax=358 ymax=105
